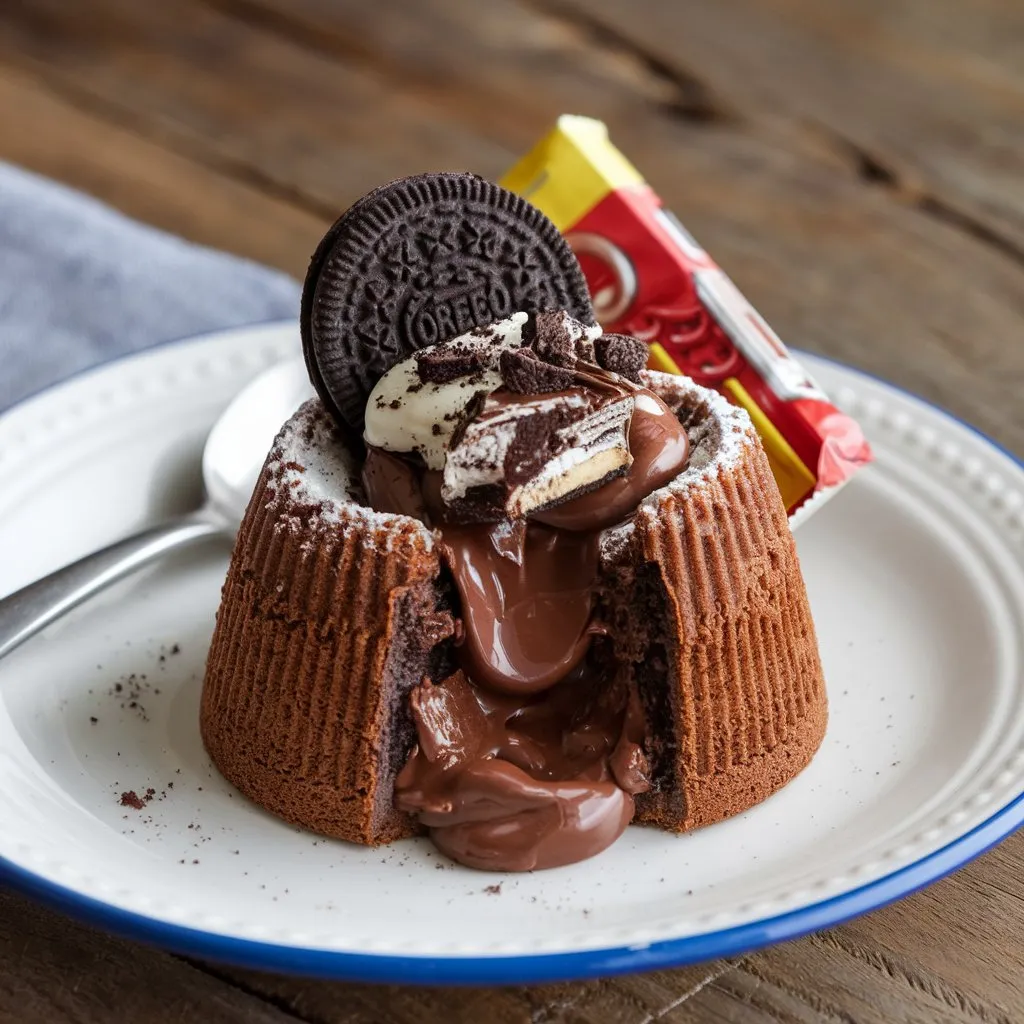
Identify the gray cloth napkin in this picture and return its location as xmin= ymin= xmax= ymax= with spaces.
xmin=0 ymin=162 xmax=302 ymax=411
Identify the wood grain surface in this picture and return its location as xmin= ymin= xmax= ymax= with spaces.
xmin=1 ymin=2 xmax=1022 ymax=1021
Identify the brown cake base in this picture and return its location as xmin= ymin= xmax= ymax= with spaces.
xmin=200 ymin=406 xmax=451 ymax=845
xmin=201 ymin=376 xmax=826 ymax=848
xmin=599 ymin=382 xmax=827 ymax=831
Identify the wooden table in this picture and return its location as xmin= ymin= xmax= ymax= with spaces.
xmin=2 ymin=2 xmax=1023 ymax=1020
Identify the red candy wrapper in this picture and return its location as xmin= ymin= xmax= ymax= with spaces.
xmin=501 ymin=116 xmax=872 ymax=519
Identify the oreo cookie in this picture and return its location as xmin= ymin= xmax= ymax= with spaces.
xmin=301 ymin=173 xmax=594 ymax=433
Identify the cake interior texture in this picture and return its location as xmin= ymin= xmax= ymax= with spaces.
xmin=200 ymin=369 xmax=827 ymax=845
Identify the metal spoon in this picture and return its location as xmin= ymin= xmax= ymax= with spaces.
xmin=0 ymin=358 xmax=314 ymax=660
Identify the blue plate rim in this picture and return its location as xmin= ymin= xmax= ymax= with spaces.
xmin=1 ymin=321 xmax=1022 ymax=985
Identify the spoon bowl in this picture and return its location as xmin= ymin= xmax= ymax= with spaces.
xmin=203 ymin=358 xmax=314 ymax=523
xmin=0 ymin=357 xmax=314 ymax=660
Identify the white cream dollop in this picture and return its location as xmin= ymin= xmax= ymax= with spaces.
xmin=363 ymin=313 xmax=529 ymax=469
xmin=363 ymin=312 xmax=603 ymax=469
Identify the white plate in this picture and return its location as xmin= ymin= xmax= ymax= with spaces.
xmin=1 ymin=323 xmax=1023 ymax=984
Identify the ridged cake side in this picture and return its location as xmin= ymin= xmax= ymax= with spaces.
xmin=201 ymin=401 xmax=454 ymax=845
xmin=608 ymin=373 xmax=827 ymax=831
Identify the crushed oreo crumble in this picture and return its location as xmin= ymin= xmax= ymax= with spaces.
xmin=528 ymin=311 xmax=578 ymax=368
xmin=499 ymin=348 xmax=574 ymax=394
xmin=594 ymin=334 xmax=649 ymax=382
xmin=417 ymin=340 xmax=490 ymax=384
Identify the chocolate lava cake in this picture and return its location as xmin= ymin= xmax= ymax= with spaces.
xmin=201 ymin=173 xmax=827 ymax=871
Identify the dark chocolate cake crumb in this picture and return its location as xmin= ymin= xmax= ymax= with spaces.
xmin=90 ymin=717 xmax=98 ymax=724
xmin=417 ymin=340 xmax=490 ymax=384
xmin=499 ymin=348 xmax=574 ymax=394
xmin=528 ymin=311 xmax=578 ymax=367
xmin=594 ymin=333 xmax=649 ymax=381
xmin=483 ymin=883 xmax=502 ymax=895
xmin=120 ymin=791 xmax=145 ymax=810
xmin=446 ymin=390 xmax=487 ymax=451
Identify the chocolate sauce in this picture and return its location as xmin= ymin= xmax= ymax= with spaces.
xmin=533 ymin=390 xmax=689 ymax=531
xmin=362 ymin=454 xmax=600 ymax=694
xmin=360 ymin=447 xmax=430 ymax=521
xmin=394 ymin=659 xmax=649 ymax=871
xmin=441 ymin=523 xmax=599 ymax=695
xmin=361 ymin=376 xmax=690 ymax=871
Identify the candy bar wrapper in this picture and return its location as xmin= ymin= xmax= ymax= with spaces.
xmin=501 ymin=115 xmax=872 ymax=521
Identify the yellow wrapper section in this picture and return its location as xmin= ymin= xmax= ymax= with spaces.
xmin=723 ymin=378 xmax=816 ymax=510
xmin=500 ymin=115 xmax=641 ymax=231
xmin=648 ymin=342 xmax=682 ymax=375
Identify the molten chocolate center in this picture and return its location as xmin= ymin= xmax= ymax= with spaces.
xmin=393 ymin=661 xmax=649 ymax=871
xmin=441 ymin=523 xmax=599 ymax=695
xmin=361 ymin=386 xmax=690 ymax=871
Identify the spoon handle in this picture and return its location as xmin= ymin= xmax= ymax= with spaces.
xmin=0 ymin=512 xmax=226 ymax=661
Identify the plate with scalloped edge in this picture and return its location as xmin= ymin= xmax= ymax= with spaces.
xmin=1 ymin=321 xmax=1023 ymax=985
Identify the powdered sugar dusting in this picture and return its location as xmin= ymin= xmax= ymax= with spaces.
xmin=594 ymin=371 xmax=757 ymax=561
xmin=598 ymin=520 xmax=636 ymax=563
xmin=264 ymin=399 xmax=434 ymax=551
xmin=634 ymin=370 xmax=755 ymax=509
xmin=262 ymin=374 xmax=754 ymax=559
